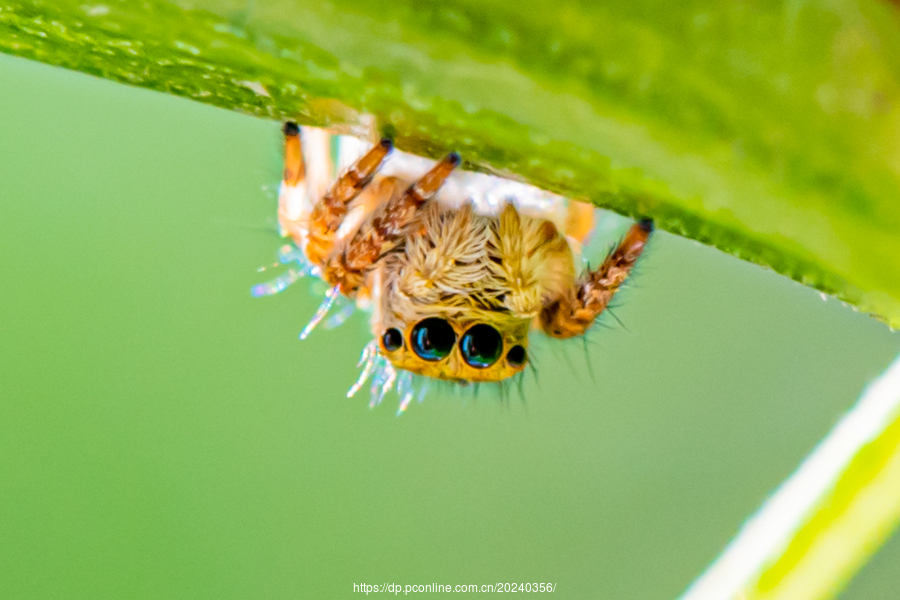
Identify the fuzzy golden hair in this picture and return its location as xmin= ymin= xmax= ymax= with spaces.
xmin=370 ymin=200 xmax=577 ymax=381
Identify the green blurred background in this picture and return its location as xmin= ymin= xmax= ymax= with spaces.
xmin=1 ymin=52 xmax=899 ymax=598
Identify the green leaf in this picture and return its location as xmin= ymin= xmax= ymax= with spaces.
xmin=3 ymin=0 xmax=900 ymax=325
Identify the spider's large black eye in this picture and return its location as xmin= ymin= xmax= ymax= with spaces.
xmin=460 ymin=324 xmax=503 ymax=369
xmin=381 ymin=328 xmax=403 ymax=352
xmin=411 ymin=318 xmax=456 ymax=361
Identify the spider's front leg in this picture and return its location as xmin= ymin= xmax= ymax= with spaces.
xmin=540 ymin=219 xmax=653 ymax=338
xmin=279 ymin=121 xmax=393 ymax=267
xmin=324 ymin=153 xmax=461 ymax=294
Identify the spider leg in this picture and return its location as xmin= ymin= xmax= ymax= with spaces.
xmin=540 ymin=219 xmax=653 ymax=338
xmin=278 ymin=122 xmax=313 ymax=242
xmin=325 ymin=152 xmax=461 ymax=293
xmin=304 ymin=137 xmax=394 ymax=266
xmin=281 ymin=121 xmax=305 ymax=186
xmin=278 ymin=122 xmax=339 ymax=241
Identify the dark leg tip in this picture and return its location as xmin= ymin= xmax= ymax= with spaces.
xmin=283 ymin=121 xmax=300 ymax=136
xmin=379 ymin=137 xmax=394 ymax=151
xmin=446 ymin=151 xmax=461 ymax=166
xmin=637 ymin=218 xmax=654 ymax=233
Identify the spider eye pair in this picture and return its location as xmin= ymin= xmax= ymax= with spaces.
xmin=381 ymin=317 xmax=527 ymax=369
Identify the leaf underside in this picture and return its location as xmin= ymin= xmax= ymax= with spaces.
xmin=3 ymin=0 xmax=900 ymax=326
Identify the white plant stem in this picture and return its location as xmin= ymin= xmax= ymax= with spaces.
xmin=680 ymin=352 xmax=900 ymax=600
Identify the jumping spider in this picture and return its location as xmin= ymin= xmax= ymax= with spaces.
xmin=258 ymin=121 xmax=652 ymax=407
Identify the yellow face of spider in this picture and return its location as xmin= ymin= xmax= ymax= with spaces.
xmin=376 ymin=316 xmax=528 ymax=383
